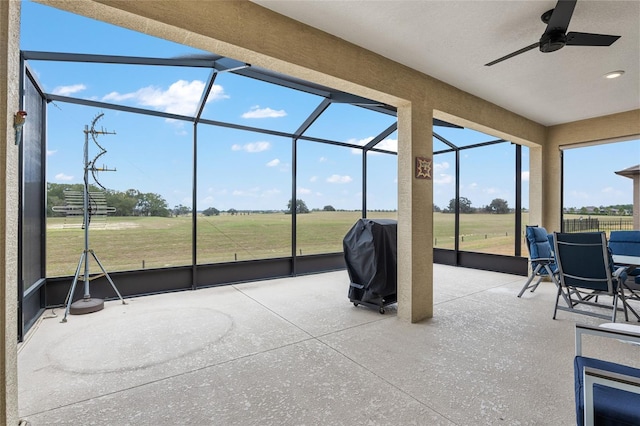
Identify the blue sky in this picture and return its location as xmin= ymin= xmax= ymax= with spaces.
xmin=20 ymin=1 xmax=638 ymax=212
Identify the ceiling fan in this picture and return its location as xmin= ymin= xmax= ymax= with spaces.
xmin=485 ymin=0 xmax=621 ymax=66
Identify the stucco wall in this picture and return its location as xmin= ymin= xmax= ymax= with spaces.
xmin=1 ymin=1 xmax=21 ymax=424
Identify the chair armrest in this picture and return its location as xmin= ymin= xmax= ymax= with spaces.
xmin=575 ymin=323 xmax=640 ymax=356
xmin=613 ymin=266 xmax=627 ymax=279
xmin=583 ymin=366 xmax=640 ymax=426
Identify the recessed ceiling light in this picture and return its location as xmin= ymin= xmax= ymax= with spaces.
xmin=604 ymin=70 xmax=625 ymax=79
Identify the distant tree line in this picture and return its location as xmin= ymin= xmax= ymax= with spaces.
xmin=48 ymin=183 xmax=173 ymax=217
xmin=436 ymin=197 xmax=511 ymax=214
xmin=433 ymin=198 xmax=633 ymax=216
xmin=565 ymin=204 xmax=633 ymax=216
xmin=48 ymin=186 xmax=405 ymax=218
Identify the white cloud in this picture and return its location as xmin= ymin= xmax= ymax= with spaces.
xmin=266 ymin=158 xmax=280 ymax=167
xmin=434 ymin=162 xmax=450 ymax=172
xmin=207 ymin=187 xmax=227 ymax=196
xmin=569 ymin=190 xmax=590 ymax=200
xmin=347 ymin=137 xmax=398 ymax=154
xmin=310 ymin=176 xmax=318 ymax=182
xmin=327 ymin=174 xmax=352 ymax=184
xmin=433 ymin=162 xmax=453 ymax=185
xmin=207 ymin=85 xmax=228 ymax=102
xmin=601 ymin=186 xmax=625 ymax=197
xmin=46 ymin=150 xmax=57 ymax=157
xmin=231 ymin=187 xmax=281 ymax=198
xmin=262 ymin=188 xmax=281 ymax=197
xmin=319 ymin=157 xmax=328 ymax=163
xmin=521 ymin=171 xmax=530 ymax=181
xmin=232 ymin=187 xmax=261 ymax=197
xmin=55 ymin=173 xmax=73 ymax=181
xmin=348 ymin=137 xmax=373 ymax=146
xmin=231 ymin=141 xmax=271 ymax=153
xmin=297 ymin=187 xmax=312 ymax=195
xmin=376 ymin=138 xmax=398 ymax=153
xmin=348 ymin=137 xmax=373 ymax=154
xmin=52 ymin=84 xmax=86 ymax=96
xmin=434 ymin=174 xmax=453 ymax=185
xmin=241 ymin=105 xmax=287 ymax=119
xmin=102 ymin=80 xmax=227 ymax=116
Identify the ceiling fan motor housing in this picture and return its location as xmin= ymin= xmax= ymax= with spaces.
xmin=540 ymin=30 xmax=567 ymax=52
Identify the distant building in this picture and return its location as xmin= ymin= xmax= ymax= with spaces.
xmin=615 ymin=164 xmax=640 ymax=229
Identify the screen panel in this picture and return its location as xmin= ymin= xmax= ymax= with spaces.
xmin=21 ymin=72 xmax=46 ymax=291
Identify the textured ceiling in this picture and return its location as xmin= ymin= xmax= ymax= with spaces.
xmin=252 ymin=0 xmax=640 ymax=127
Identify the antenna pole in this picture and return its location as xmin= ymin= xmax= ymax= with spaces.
xmin=62 ymin=113 xmax=125 ymax=322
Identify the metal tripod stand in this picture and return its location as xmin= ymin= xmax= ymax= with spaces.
xmin=62 ymin=114 xmax=126 ymax=322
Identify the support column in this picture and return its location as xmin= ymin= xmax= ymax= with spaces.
xmin=528 ymin=146 xmax=543 ymax=227
xmin=530 ymin=138 xmax=562 ymax=233
xmin=397 ymin=102 xmax=433 ymax=323
xmin=0 ymin=1 xmax=20 ymax=424
xmin=542 ymin=141 xmax=562 ymax=232
xmin=632 ymin=175 xmax=640 ymax=230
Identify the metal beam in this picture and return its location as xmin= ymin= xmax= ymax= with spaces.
xmin=46 ymin=93 xmax=388 ymax=153
xmin=232 ymin=66 xmax=396 ymax=116
xmin=433 ymin=118 xmax=463 ymax=129
xmin=22 ymin=50 xmax=249 ymax=72
xmin=363 ymin=122 xmax=397 ymax=151
xmin=457 ymin=138 xmax=508 ymax=151
xmin=433 ymin=131 xmax=457 ymax=150
xmin=294 ymin=99 xmax=331 ymax=139
xmin=515 ymin=144 xmax=522 ymax=257
xmin=22 ymin=50 xmax=218 ymax=67
xmin=195 ymin=69 xmax=218 ymax=122
xmin=45 ymin=94 xmax=196 ymax=122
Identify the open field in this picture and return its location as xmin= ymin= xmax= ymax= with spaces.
xmin=46 ymin=211 xmax=630 ymax=277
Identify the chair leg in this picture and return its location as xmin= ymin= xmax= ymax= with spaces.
xmin=518 ymin=264 xmax=543 ymax=297
xmin=553 ymin=284 xmax=563 ymax=319
xmin=545 ymin=265 xmax=572 ymax=306
xmin=619 ymin=285 xmax=640 ymax=322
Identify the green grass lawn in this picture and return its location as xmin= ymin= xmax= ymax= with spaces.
xmin=47 ymin=211 xmax=628 ymax=277
xmin=46 ymin=211 xmax=527 ymax=276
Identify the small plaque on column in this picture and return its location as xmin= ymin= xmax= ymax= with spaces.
xmin=415 ymin=157 xmax=432 ymax=179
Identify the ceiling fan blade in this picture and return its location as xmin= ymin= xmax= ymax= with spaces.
xmin=566 ymin=32 xmax=621 ymax=46
xmin=484 ymin=42 xmax=538 ymax=66
xmin=544 ymin=0 xmax=577 ymax=35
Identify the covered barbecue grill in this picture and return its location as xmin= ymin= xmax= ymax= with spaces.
xmin=343 ymin=218 xmax=397 ymax=313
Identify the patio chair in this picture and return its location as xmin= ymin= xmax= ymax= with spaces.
xmin=574 ymin=323 xmax=640 ymax=425
xmin=609 ymin=230 xmax=640 ymax=291
xmin=518 ymin=226 xmax=559 ymax=297
xmin=553 ymin=232 xmax=636 ymax=322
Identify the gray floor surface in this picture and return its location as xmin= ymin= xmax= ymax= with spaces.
xmin=18 ymin=264 xmax=640 ymax=425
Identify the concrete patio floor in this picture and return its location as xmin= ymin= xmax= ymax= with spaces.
xmin=17 ymin=264 xmax=640 ymax=425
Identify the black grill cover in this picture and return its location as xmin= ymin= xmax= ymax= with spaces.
xmin=343 ymin=218 xmax=397 ymax=305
